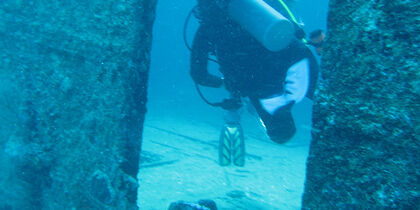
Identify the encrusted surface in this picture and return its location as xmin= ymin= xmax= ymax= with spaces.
xmin=0 ymin=1 xmax=157 ymax=209
xmin=302 ymin=0 xmax=419 ymax=209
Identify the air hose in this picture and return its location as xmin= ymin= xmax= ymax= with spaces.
xmin=183 ymin=5 xmax=195 ymax=52
xmin=277 ymin=0 xmax=308 ymax=43
xmin=184 ymin=5 xmax=226 ymax=108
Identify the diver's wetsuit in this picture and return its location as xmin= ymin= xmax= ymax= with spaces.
xmin=190 ymin=13 xmax=319 ymax=143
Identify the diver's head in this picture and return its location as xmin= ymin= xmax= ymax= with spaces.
xmin=309 ymin=29 xmax=325 ymax=55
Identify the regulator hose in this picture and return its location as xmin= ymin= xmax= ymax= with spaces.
xmin=184 ymin=5 xmax=226 ymax=108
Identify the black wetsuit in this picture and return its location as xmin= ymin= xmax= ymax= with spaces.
xmin=190 ymin=15 xmax=319 ymax=143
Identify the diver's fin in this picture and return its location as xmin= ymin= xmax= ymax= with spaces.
xmin=219 ymin=124 xmax=245 ymax=167
xmin=230 ymin=125 xmax=245 ymax=167
xmin=219 ymin=124 xmax=232 ymax=166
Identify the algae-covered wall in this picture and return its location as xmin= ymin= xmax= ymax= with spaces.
xmin=303 ymin=0 xmax=419 ymax=209
xmin=0 ymin=0 xmax=157 ymax=209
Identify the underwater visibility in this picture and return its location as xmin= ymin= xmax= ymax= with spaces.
xmin=0 ymin=0 xmax=418 ymax=209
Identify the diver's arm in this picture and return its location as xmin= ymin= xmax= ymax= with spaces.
xmin=259 ymin=43 xmax=319 ymax=115
xmin=259 ymin=58 xmax=311 ymax=115
xmin=190 ymin=25 xmax=223 ymax=88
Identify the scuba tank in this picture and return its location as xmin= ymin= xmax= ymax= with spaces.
xmin=212 ymin=0 xmax=296 ymax=52
xmin=227 ymin=0 xmax=295 ymax=51
xmin=197 ymin=0 xmax=296 ymax=52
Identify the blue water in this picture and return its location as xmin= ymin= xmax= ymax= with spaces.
xmin=141 ymin=0 xmax=330 ymax=209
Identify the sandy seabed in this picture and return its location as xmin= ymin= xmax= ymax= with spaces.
xmin=138 ymin=98 xmax=313 ymax=210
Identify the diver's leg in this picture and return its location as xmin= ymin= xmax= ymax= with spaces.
xmin=224 ymin=109 xmax=240 ymax=125
xmin=249 ymin=58 xmax=312 ymax=143
xmin=251 ymin=99 xmax=296 ymax=144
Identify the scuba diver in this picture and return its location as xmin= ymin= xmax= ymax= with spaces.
xmin=188 ymin=0 xmax=319 ymax=167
